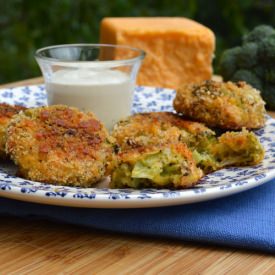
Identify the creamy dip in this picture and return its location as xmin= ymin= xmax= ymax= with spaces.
xmin=46 ymin=69 xmax=134 ymax=129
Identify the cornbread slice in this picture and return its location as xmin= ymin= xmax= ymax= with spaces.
xmin=100 ymin=17 xmax=215 ymax=88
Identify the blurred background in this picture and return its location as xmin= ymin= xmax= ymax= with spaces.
xmin=0 ymin=0 xmax=274 ymax=84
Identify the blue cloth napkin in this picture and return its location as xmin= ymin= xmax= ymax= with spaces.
xmin=1 ymin=179 xmax=275 ymax=253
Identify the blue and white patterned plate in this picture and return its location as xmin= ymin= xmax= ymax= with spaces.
xmin=0 ymin=85 xmax=274 ymax=208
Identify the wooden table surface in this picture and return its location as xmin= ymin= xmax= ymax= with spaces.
xmin=0 ymin=78 xmax=275 ymax=274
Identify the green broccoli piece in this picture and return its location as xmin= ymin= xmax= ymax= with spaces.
xmin=243 ymin=25 xmax=275 ymax=43
xmin=236 ymin=42 xmax=258 ymax=69
xmin=253 ymin=66 xmax=265 ymax=79
xmin=219 ymin=47 xmax=241 ymax=80
xmin=258 ymin=34 xmax=275 ymax=63
xmin=219 ymin=25 xmax=275 ymax=110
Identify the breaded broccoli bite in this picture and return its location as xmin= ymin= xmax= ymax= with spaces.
xmin=112 ymin=112 xmax=265 ymax=182
xmin=173 ymin=80 xmax=266 ymax=130
xmin=6 ymin=105 xmax=116 ymax=186
xmin=193 ymin=129 xmax=265 ymax=173
xmin=0 ymin=103 xmax=26 ymax=158
xmin=212 ymin=128 xmax=265 ymax=167
xmin=110 ymin=143 xmax=203 ymax=189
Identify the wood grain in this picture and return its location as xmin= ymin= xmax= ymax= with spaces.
xmin=0 ymin=78 xmax=275 ymax=274
xmin=0 ymin=217 xmax=275 ymax=274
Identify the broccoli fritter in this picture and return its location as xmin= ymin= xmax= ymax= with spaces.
xmin=0 ymin=103 xmax=26 ymax=158
xmin=6 ymin=105 xmax=116 ymax=187
xmin=193 ymin=128 xmax=265 ymax=173
xmin=219 ymin=25 xmax=275 ymax=110
xmin=111 ymin=112 xmax=209 ymax=188
xmin=110 ymin=143 xmax=203 ymax=189
xmin=173 ymin=80 xmax=266 ymax=130
xmin=111 ymin=112 xmax=265 ymax=183
xmin=211 ymin=129 xmax=265 ymax=167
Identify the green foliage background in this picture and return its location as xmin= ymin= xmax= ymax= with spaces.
xmin=0 ymin=0 xmax=274 ymax=83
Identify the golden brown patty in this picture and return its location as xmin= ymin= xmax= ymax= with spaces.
xmin=111 ymin=112 xmax=210 ymax=189
xmin=0 ymin=103 xmax=26 ymax=157
xmin=173 ymin=80 xmax=266 ymax=129
xmin=112 ymin=112 xmax=215 ymax=151
xmin=6 ymin=105 xmax=116 ymax=186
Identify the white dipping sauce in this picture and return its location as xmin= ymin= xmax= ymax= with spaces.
xmin=46 ymin=69 xmax=134 ymax=129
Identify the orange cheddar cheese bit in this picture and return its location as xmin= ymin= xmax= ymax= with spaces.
xmin=100 ymin=17 xmax=215 ymax=88
xmin=100 ymin=17 xmax=215 ymax=89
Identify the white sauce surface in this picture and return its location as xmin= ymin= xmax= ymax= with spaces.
xmin=46 ymin=69 xmax=134 ymax=129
